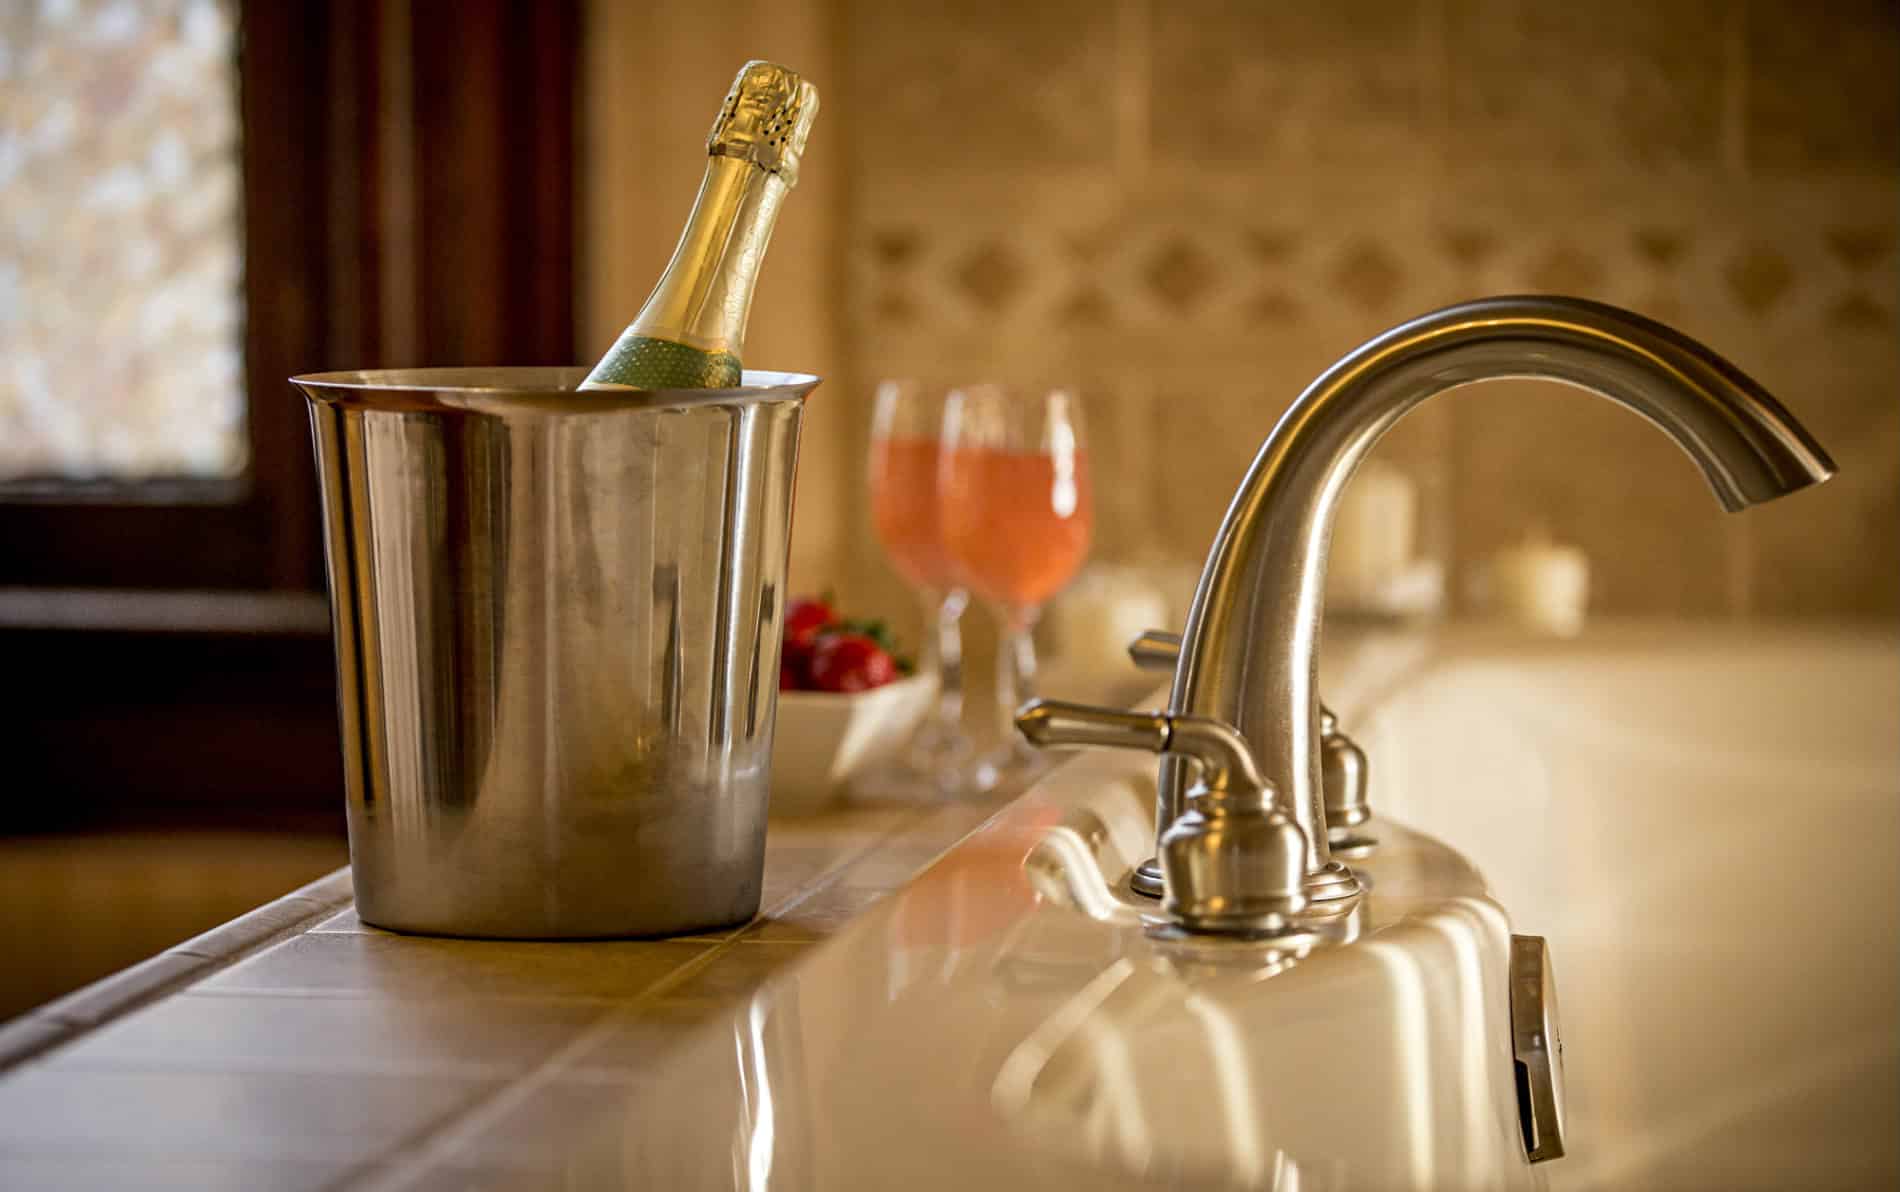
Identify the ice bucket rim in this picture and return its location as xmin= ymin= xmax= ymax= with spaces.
xmin=291 ymin=366 xmax=821 ymax=414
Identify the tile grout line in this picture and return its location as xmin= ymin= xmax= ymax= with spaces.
xmin=732 ymin=805 xmax=941 ymax=933
xmin=334 ymin=807 xmax=942 ymax=1190
xmin=340 ymin=931 xmax=773 ymax=1192
xmin=0 ymin=869 xmax=357 ymax=1074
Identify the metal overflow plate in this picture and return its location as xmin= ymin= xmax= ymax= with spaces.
xmin=1508 ymin=934 xmax=1568 ymax=1163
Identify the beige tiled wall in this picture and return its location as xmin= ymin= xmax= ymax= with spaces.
xmin=586 ymin=0 xmax=1898 ymax=629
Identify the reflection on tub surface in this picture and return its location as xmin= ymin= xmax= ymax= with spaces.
xmin=1357 ymin=623 xmax=1900 ymax=1192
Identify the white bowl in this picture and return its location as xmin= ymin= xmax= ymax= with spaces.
xmin=768 ymin=674 xmax=936 ymax=816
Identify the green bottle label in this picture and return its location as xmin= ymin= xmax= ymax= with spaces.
xmin=583 ymin=335 xmax=743 ymax=390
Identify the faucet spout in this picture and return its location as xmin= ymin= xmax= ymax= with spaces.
xmin=1169 ymin=295 xmax=1835 ymax=900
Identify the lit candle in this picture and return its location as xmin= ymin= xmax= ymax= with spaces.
xmin=1044 ymin=566 xmax=1172 ymax=677
xmin=1327 ymin=459 xmax=1417 ymax=610
xmin=1488 ymin=529 xmax=1590 ymax=637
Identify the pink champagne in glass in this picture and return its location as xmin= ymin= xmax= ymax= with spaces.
xmin=939 ymin=384 xmax=1092 ymax=791
xmin=938 ymin=444 xmax=1092 ymax=609
xmin=865 ymin=382 xmax=976 ymax=794
xmin=870 ymin=436 xmax=961 ymax=592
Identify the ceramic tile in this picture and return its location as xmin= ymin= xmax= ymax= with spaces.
xmin=33 ymin=952 xmax=208 ymax=1028
xmin=1746 ymin=0 xmax=1900 ymax=172
xmin=0 ymin=1156 xmax=353 ymax=1192
xmin=756 ymin=843 xmax=860 ymax=909
xmin=1447 ymin=380 xmax=1737 ymax=616
xmin=168 ymin=874 xmax=354 ymax=961
xmin=1724 ymin=242 xmax=1796 ymax=316
xmin=418 ymin=1081 xmax=784 ymax=1190
xmin=764 ymin=804 xmax=920 ymax=850
xmin=847 ymin=0 xmax=1117 ymax=171
xmin=828 ymin=0 xmax=1896 ymax=621
xmin=1749 ymin=402 xmax=1900 ymax=618
xmin=559 ymin=1001 xmax=733 ymax=1077
xmin=1442 ymin=0 xmax=1728 ymax=168
xmin=0 ymin=836 xmax=348 ymax=1022
xmin=903 ymin=798 xmax=1016 ymax=844
xmin=744 ymin=885 xmax=892 ymax=943
xmin=1150 ymin=361 xmax=1318 ymax=562
xmin=49 ymin=992 xmax=607 ymax=1077
xmin=660 ymin=942 xmax=813 ymax=1001
xmin=0 ymin=1014 xmax=71 ymax=1070
xmin=391 ymin=1165 xmax=557 ymax=1192
xmin=431 ymin=1088 xmax=628 ymax=1175
xmin=196 ymin=933 xmax=710 ymax=1001
xmin=308 ymin=907 xmax=386 ymax=934
xmin=828 ymin=842 xmax=956 ymax=892
xmin=400 ymin=1047 xmax=737 ymax=1185
xmin=425 ymin=1001 xmax=822 ymax=1185
xmin=0 ymin=1067 xmax=495 ymax=1163
xmin=1152 ymin=0 xmax=1429 ymax=169
xmin=951 ymin=240 xmax=1030 ymax=313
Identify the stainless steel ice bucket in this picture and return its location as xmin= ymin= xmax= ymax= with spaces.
xmin=293 ymin=366 xmax=818 ymax=938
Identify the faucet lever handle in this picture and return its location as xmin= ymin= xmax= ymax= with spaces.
xmin=1016 ymin=700 xmax=1313 ymax=935
xmin=1016 ymin=699 xmax=1267 ymax=804
xmin=1015 ymin=699 xmax=1169 ymax=754
xmin=1127 ymin=629 xmax=1183 ymax=673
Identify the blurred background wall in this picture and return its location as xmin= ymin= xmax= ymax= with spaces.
xmin=584 ymin=0 xmax=1897 ymax=640
xmin=0 ymin=0 xmax=580 ymax=1018
xmin=0 ymin=0 xmax=1892 ymax=1020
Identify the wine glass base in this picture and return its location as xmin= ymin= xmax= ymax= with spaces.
xmin=850 ymin=757 xmax=974 ymax=803
xmin=848 ymin=722 xmax=980 ymax=804
xmin=965 ymin=738 xmax=1051 ymax=795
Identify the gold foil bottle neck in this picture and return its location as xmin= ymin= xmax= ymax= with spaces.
xmin=707 ymin=60 xmax=819 ymax=186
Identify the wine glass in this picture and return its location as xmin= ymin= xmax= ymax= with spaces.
xmin=938 ymin=384 xmax=1093 ymax=791
xmin=865 ymin=380 xmax=976 ymax=794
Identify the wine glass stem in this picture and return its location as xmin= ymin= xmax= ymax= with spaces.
xmin=994 ymin=606 xmax=1039 ymax=741
xmin=926 ymin=587 xmax=968 ymax=732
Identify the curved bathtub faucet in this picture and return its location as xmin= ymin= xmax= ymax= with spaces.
xmin=1023 ymin=295 xmax=1836 ymax=921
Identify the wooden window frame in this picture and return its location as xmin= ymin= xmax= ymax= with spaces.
xmin=0 ymin=0 xmax=577 ymax=831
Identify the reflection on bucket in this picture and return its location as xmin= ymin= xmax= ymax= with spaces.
xmin=294 ymin=366 xmax=817 ymax=938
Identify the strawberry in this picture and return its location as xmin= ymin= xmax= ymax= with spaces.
xmin=783 ymin=596 xmax=837 ymax=653
xmin=807 ymin=632 xmax=898 ymax=693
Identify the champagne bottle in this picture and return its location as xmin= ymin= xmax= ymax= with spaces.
xmin=582 ymin=61 xmax=819 ymax=390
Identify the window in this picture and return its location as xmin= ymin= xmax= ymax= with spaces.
xmin=1 ymin=0 xmax=247 ymax=490
xmin=0 ymin=0 xmax=576 ymax=830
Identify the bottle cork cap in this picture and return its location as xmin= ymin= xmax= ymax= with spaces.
xmin=708 ymin=61 xmax=819 ymax=186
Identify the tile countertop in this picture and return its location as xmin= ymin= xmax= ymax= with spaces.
xmin=0 ymin=793 xmax=1016 ymax=1191
xmin=0 ymin=640 xmax=1436 ymax=1191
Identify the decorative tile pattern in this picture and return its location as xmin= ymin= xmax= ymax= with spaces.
xmin=1524 ymin=243 xmax=1607 ymax=296
xmin=1746 ymin=0 xmax=1900 ymax=171
xmin=852 ymin=192 xmax=1891 ymax=350
xmin=1442 ymin=0 xmax=1730 ymax=168
xmin=1151 ymin=0 xmax=1429 ymax=167
xmin=952 ymin=240 xmax=1027 ymax=313
xmin=1439 ymin=226 xmax=1500 ymax=271
xmin=1725 ymin=244 xmax=1795 ymax=316
xmin=1826 ymin=291 xmax=1891 ymax=332
xmin=848 ymin=0 xmax=1119 ymax=170
xmin=0 ymin=0 xmax=245 ymax=481
xmin=1632 ymin=228 xmax=1689 ymax=268
xmin=1824 ymin=226 xmax=1895 ymax=273
xmin=1143 ymin=237 xmax=1216 ymax=311
xmin=1332 ymin=240 xmax=1406 ymax=312
xmin=836 ymin=0 xmax=1898 ymax=621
